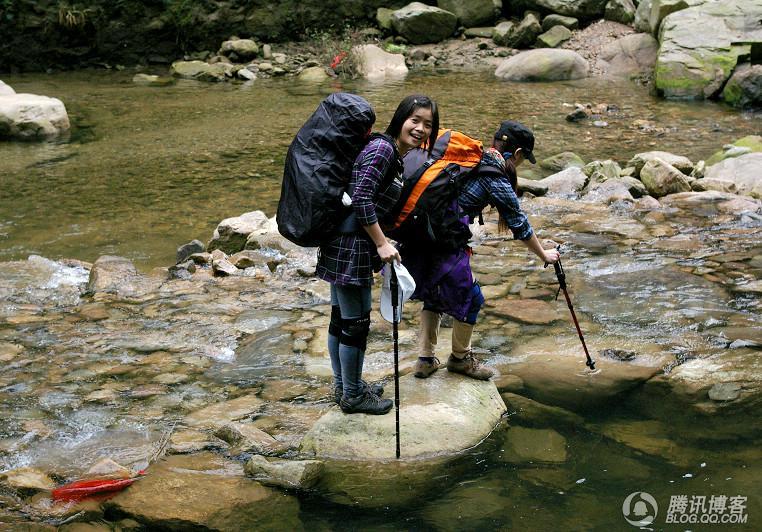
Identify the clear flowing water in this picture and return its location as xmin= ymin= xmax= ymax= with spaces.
xmin=1 ymin=68 xmax=759 ymax=269
xmin=0 ymin=69 xmax=761 ymax=529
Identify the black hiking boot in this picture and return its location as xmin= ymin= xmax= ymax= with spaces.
xmin=333 ymin=380 xmax=384 ymax=404
xmin=340 ymin=391 xmax=393 ymax=415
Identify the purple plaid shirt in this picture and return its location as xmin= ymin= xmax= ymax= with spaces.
xmin=316 ymin=136 xmax=402 ymax=286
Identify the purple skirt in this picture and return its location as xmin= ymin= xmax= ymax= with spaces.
xmin=400 ymin=246 xmax=477 ymax=322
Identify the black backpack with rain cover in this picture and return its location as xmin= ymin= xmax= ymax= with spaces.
xmin=277 ymin=93 xmax=376 ymax=247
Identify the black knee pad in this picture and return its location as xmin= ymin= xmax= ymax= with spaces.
xmin=329 ymin=305 xmax=341 ymax=337
xmin=340 ymin=313 xmax=371 ymax=351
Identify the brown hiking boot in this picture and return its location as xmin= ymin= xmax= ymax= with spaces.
xmin=414 ymin=357 xmax=440 ymax=379
xmin=446 ymin=352 xmax=494 ymax=381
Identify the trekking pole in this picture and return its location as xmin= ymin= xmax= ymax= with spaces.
xmin=390 ymin=265 xmax=401 ymax=459
xmin=545 ymin=246 xmax=596 ymax=371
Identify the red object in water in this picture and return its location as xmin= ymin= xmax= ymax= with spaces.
xmin=52 ymin=472 xmax=144 ymax=501
xmin=331 ymin=51 xmax=348 ymax=69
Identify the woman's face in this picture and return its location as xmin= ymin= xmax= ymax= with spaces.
xmin=397 ymin=106 xmax=434 ymax=154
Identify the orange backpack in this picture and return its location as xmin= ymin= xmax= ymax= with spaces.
xmin=385 ymin=129 xmax=483 ymax=250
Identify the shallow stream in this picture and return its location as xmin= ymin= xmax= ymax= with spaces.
xmin=0 ymin=68 xmax=760 ymax=529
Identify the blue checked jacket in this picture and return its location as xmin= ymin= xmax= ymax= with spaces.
xmin=316 ymin=136 xmax=403 ymax=286
xmin=459 ymin=147 xmax=533 ymax=241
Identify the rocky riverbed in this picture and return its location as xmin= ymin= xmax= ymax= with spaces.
xmin=1 ymin=139 xmax=760 ymax=527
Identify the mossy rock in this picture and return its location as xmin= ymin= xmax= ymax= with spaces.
xmin=706 ymin=135 xmax=762 ymax=166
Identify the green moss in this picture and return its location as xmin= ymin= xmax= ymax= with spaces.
xmin=706 ymin=135 xmax=762 ymax=166
xmin=656 ymin=46 xmax=748 ymax=99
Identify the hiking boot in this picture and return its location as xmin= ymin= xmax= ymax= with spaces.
xmin=340 ymin=391 xmax=393 ymax=415
xmin=446 ymin=352 xmax=494 ymax=381
xmin=414 ymin=357 xmax=440 ymax=379
xmin=333 ymin=380 xmax=384 ymax=404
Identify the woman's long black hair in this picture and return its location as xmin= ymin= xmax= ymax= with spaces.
xmin=385 ymin=94 xmax=439 ymax=154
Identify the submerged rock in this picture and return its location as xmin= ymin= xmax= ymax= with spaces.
xmin=104 ymin=453 xmax=301 ymax=530
xmin=245 ymin=455 xmax=322 ymax=490
xmin=300 ymin=371 xmax=505 ymax=460
xmin=500 ymin=426 xmax=568 ymax=463
xmin=184 ymin=395 xmax=264 ymax=430
xmin=0 ymin=467 xmax=56 ymax=494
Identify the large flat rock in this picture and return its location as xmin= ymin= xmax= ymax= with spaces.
xmin=103 ymin=453 xmax=301 ymax=530
xmin=300 ymin=371 xmax=506 ymax=460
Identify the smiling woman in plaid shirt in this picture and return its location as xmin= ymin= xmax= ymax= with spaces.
xmin=316 ymin=95 xmax=439 ymax=416
xmin=403 ymin=121 xmax=561 ymax=381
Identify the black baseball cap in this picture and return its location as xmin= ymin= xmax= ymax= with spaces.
xmin=494 ymin=121 xmax=536 ymax=164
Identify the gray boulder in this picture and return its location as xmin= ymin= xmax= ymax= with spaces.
xmin=170 ymin=60 xmax=230 ymax=82
xmin=518 ymin=177 xmax=549 ymax=196
xmin=219 ymin=39 xmax=259 ymax=61
xmin=300 ymin=371 xmax=505 ymax=460
xmin=464 ymin=27 xmax=495 ymax=38
xmin=208 ymin=211 xmax=270 ymax=255
xmin=298 ymin=66 xmax=329 ymax=82
xmin=0 ymin=80 xmax=14 ymax=95
xmin=648 ymin=0 xmax=706 ymax=35
xmin=536 ymin=25 xmax=572 ymax=48
xmin=721 ymin=63 xmax=762 ymax=109
xmin=584 ymin=159 xmax=622 ymax=182
xmin=655 ymin=0 xmax=762 ymax=100
xmin=495 ymin=49 xmax=588 ymax=81
xmin=535 ymin=167 xmax=589 ymax=197
xmin=539 ymin=151 xmax=586 ymax=172
xmin=437 ymin=0 xmax=497 ymax=27
xmin=627 ymin=150 xmax=693 ymax=177
xmin=377 ymin=8 xmax=394 ymax=31
xmin=605 ymin=0 xmax=636 ymax=24
xmin=521 ymin=0 xmax=608 ymax=18
xmin=704 ymin=153 xmax=762 ymax=199
xmin=512 ymin=13 xmax=543 ymax=48
xmin=691 ymin=178 xmax=738 ymax=194
xmin=391 ymin=2 xmax=458 ymax=45
xmin=245 ymin=455 xmax=322 ymax=490
xmin=0 ymin=93 xmax=70 ymax=140
xmin=541 ymin=14 xmax=578 ymax=32
xmin=633 ymin=0 xmax=653 ymax=32
xmin=597 ymin=33 xmax=659 ymax=78
xmin=352 ymin=44 xmax=408 ymax=81
xmin=492 ymin=21 xmax=516 ymax=46
xmin=706 ymin=135 xmax=762 ymax=166
xmin=583 ymin=179 xmax=635 ymax=204
xmin=639 ymin=158 xmax=692 ymax=197
xmin=176 ymin=239 xmax=205 ymax=264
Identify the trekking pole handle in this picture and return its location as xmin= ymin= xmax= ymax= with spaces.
xmin=544 ymin=245 xmax=566 ymax=297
